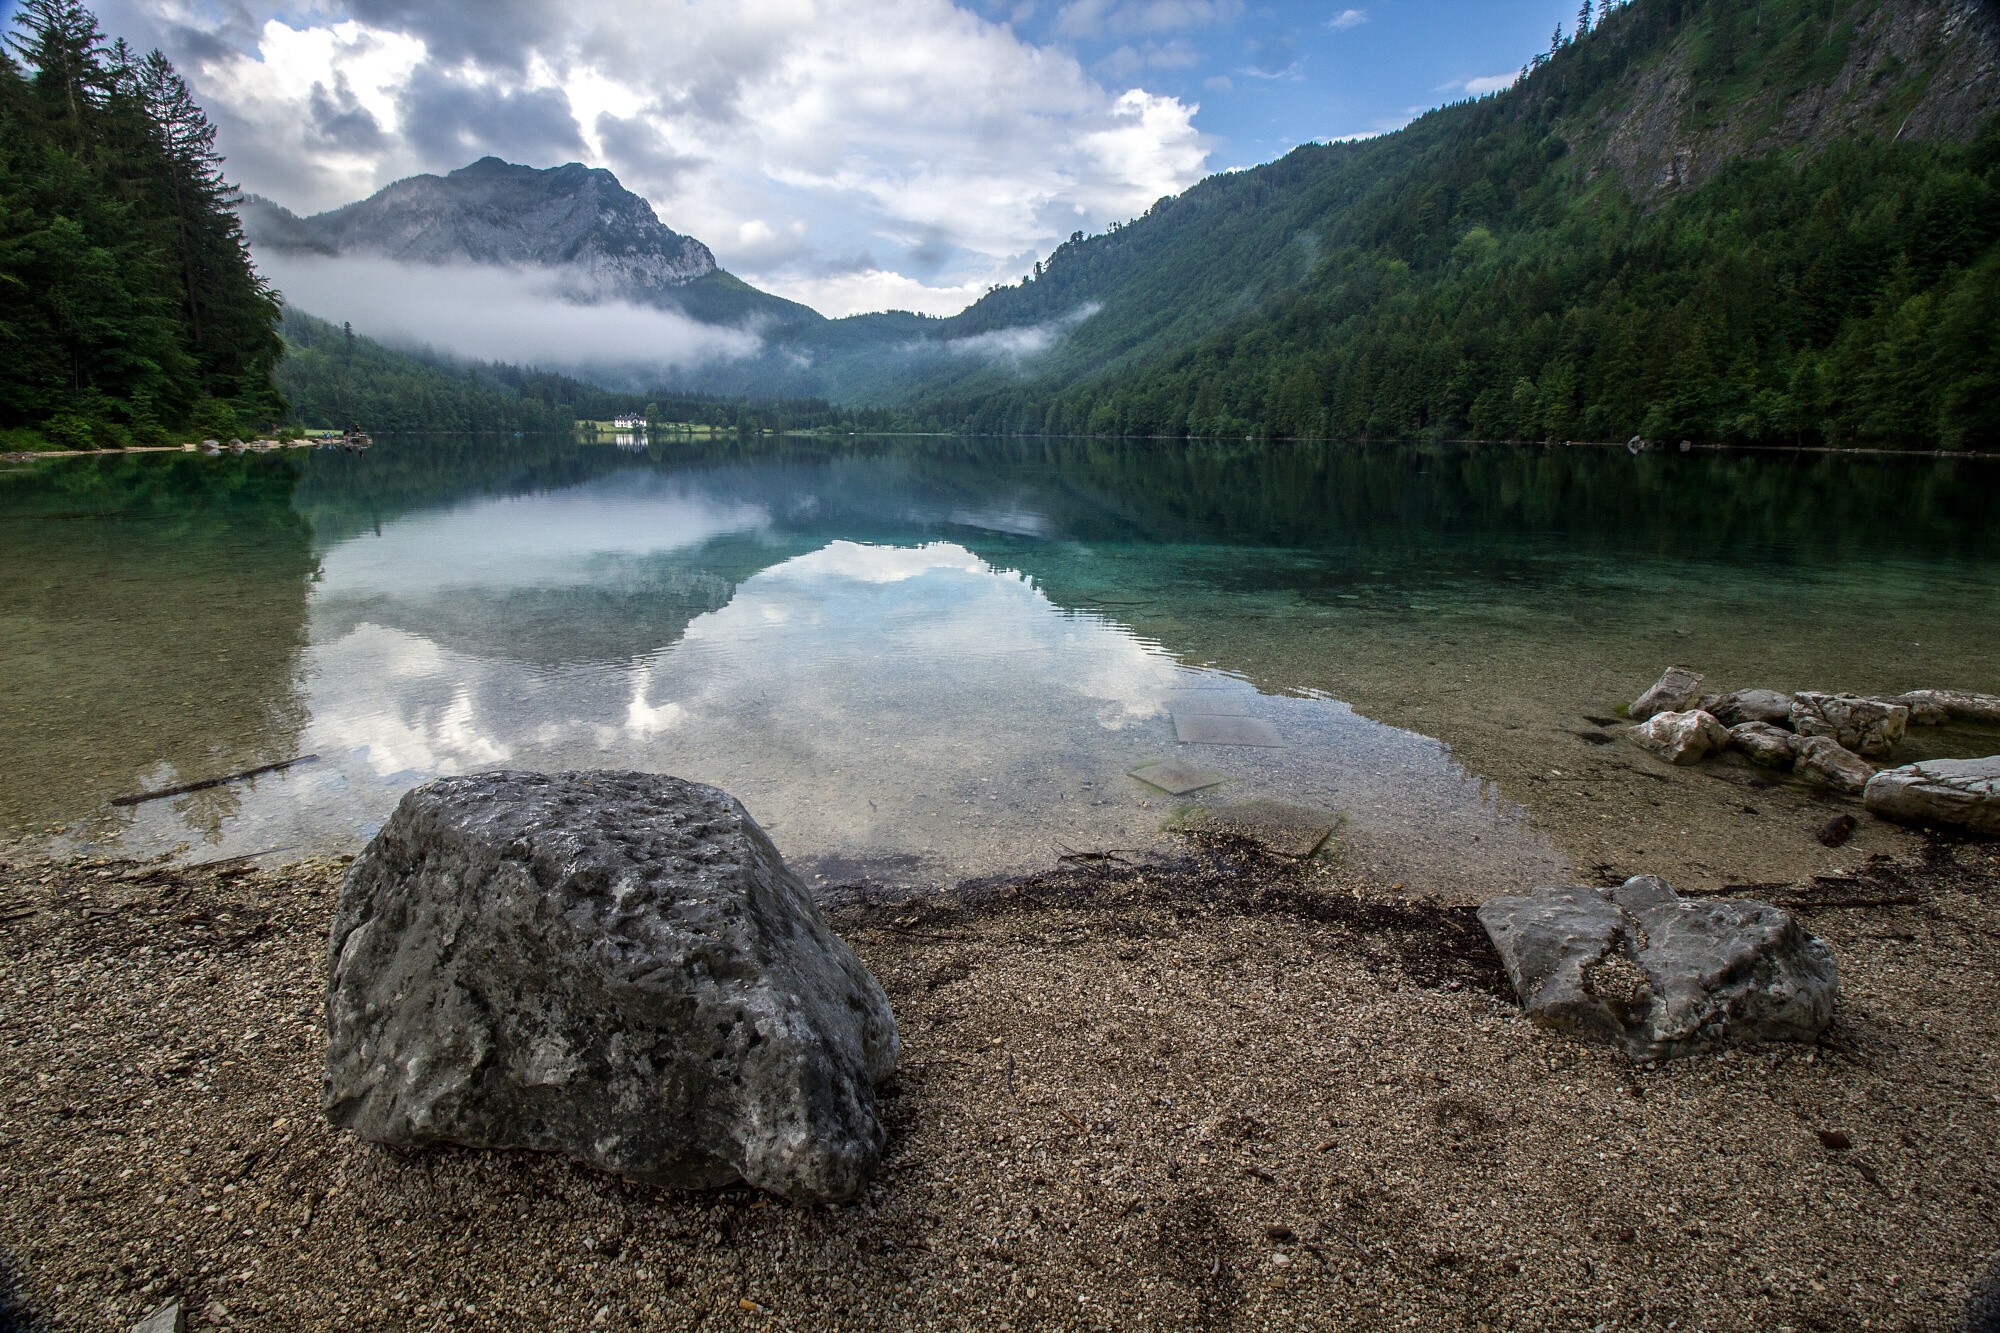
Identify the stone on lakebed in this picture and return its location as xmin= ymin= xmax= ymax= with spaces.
xmin=1729 ymin=720 xmax=1799 ymax=769
xmin=1629 ymin=666 xmax=1705 ymax=723
xmin=1630 ymin=708 xmax=1732 ymax=764
xmin=1896 ymin=689 xmax=2000 ymax=727
xmin=1790 ymin=691 xmax=1908 ymax=758
xmin=323 ymin=770 xmax=898 ymax=1203
xmin=1477 ymin=875 xmax=1837 ymax=1063
xmin=1709 ymin=688 xmax=1796 ymax=729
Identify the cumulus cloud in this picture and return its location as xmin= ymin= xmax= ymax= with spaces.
xmin=99 ymin=0 xmax=1213 ymax=318
xmin=260 ymin=253 xmax=763 ymax=369
xmin=1327 ymin=8 xmax=1367 ymax=29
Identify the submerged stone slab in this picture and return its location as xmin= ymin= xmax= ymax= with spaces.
xmin=1864 ymin=756 xmax=2000 ymax=835
xmin=1164 ymin=692 xmax=1255 ymax=716
xmin=1631 ymin=666 xmax=1705 ymax=722
xmin=1128 ymin=761 xmax=1227 ymax=796
xmin=1177 ymin=798 xmax=1337 ymax=858
xmin=324 ymin=770 xmax=899 ymax=1203
xmin=1173 ymin=714 xmax=1283 ymax=747
xmin=1477 ymin=875 xmax=1837 ymax=1062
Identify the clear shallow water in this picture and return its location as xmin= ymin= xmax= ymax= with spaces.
xmin=4 ymin=437 xmax=1997 ymax=896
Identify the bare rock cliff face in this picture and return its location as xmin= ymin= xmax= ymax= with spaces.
xmin=244 ymin=157 xmax=717 ymax=299
xmin=1583 ymin=0 xmax=2000 ymax=198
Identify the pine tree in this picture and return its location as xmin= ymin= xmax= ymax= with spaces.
xmin=0 ymin=0 xmax=283 ymax=446
xmin=6 ymin=0 xmax=105 ymax=150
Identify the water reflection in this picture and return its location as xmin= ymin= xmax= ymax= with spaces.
xmin=0 ymin=453 xmax=313 ymax=831
xmin=6 ymin=435 xmax=1997 ymax=898
xmin=252 ymin=531 xmax=1557 ymax=895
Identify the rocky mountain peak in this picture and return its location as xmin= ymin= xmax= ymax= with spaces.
xmin=240 ymin=157 xmax=719 ymax=300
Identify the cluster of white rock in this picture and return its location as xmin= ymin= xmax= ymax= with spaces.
xmin=1626 ymin=666 xmax=2000 ymax=833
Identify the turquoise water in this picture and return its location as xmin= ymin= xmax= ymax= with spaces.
xmin=4 ymin=436 xmax=1996 ymax=895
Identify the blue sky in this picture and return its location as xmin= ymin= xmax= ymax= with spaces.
xmin=987 ymin=0 xmax=1582 ymax=164
xmin=12 ymin=0 xmax=1587 ymax=316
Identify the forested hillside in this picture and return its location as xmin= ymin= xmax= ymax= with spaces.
xmin=907 ymin=0 xmax=2000 ymax=449
xmin=0 ymin=0 xmax=283 ymax=449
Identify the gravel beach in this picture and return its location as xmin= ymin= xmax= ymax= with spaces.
xmin=2 ymin=836 xmax=1997 ymax=1331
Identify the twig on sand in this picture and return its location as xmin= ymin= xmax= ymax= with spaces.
xmin=111 ymin=756 xmax=318 ymax=807
xmin=182 ymin=847 xmax=294 ymax=873
xmin=1053 ymin=840 xmax=1141 ymax=866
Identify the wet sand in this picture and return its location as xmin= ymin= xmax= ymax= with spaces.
xmin=3 ymin=835 xmax=1996 ymax=1331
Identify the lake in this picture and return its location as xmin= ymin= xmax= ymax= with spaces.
xmin=4 ymin=435 xmax=1997 ymax=898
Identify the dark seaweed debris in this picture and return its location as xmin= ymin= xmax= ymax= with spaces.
xmin=824 ymin=834 xmax=1512 ymax=997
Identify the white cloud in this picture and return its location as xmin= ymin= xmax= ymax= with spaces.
xmin=125 ymin=0 xmax=1212 ymax=319
xmin=941 ymin=301 xmax=1101 ymax=362
xmin=261 ymin=253 xmax=763 ymax=368
xmin=315 ymin=476 xmax=771 ymax=594
xmin=771 ymin=267 xmax=992 ymax=319
xmin=1462 ymin=71 xmax=1519 ymax=96
xmin=1327 ymin=8 xmax=1367 ymax=29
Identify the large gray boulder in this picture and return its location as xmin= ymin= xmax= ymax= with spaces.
xmin=1477 ymin=875 xmax=1837 ymax=1062
xmin=1792 ymin=735 xmax=1875 ymax=794
xmin=1630 ymin=666 xmax=1705 ymax=722
xmin=1630 ymin=708 xmax=1731 ymax=764
xmin=1864 ymin=756 xmax=2000 ymax=835
xmin=1790 ymin=691 xmax=1908 ymax=757
xmin=324 ymin=770 xmax=899 ymax=1203
xmin=1964 ymin=1252 xmax=2000 ymax=1333
xmin=1709 ymin=688 xmax=1796 ymax=729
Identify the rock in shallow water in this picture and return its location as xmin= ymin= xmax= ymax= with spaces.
xmin=1864 ymin=756 xmax=2000 ymax=835
xmin=324 ymin=770 xmax=899 ymax=1203
xmin=1630 ymin=666 xmax=1705 ymax=723
xmin=1710 ymin=688 xmax=1796 ymax=729
xmin=1630 ymin=709 xmax=1732 ymax=764
xmin=1790 ymin=692 xmax=1908 ymax=757
xmin=1477 ymin=876 xmax=1837 ymax=1062
xmin=1898 ymin=689 xmax=2000 ymax=727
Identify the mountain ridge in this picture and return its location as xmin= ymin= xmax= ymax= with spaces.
xmin=241 ymin=157 xmax=822 ymax=328
xmin=888 ymin=0 xmax=2000 ymax=447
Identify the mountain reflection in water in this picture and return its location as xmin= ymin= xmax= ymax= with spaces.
xmin=5 ymin=435 xmax=1997 ymax=897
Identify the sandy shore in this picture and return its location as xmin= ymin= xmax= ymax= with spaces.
xmin=3 ymin=834 xmax=1998 ymax=1331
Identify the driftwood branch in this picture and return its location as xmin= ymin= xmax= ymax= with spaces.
xmin=111 ymin=755 xmax=317 ymax=807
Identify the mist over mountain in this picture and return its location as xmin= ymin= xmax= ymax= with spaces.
xmin=240 ymin=157 xmax=820 ymax=331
